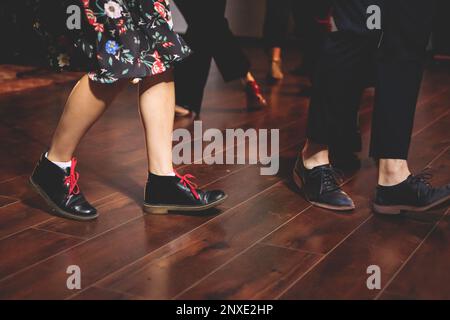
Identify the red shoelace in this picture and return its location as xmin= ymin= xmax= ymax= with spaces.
xmin=64 ymin=157 xmax=80 ymax=195
xmin=175 ymin=171 xmax=200 ymax=200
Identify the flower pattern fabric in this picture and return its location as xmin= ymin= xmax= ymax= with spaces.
xmin=33 ymin=0 xmax=191 ymax=83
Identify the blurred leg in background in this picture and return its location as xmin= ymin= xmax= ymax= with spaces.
xmin=432 ymin=0 xmax=450 ymax=60
xmin=263 ymin=0 xmax=293 ymax=81
xmin=292 ymin=0 xmax=331 ymax=79
xmin=174 ymin=0 xmax=267 ymax=116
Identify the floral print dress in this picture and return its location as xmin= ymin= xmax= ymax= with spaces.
xmin=33 ymin=0 xmax=191 ymax=83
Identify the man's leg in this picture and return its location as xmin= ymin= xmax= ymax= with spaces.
xmin=371 ymin=0 xmax=450 ymax=214
xmin=432 ymin=0 xmax=450 ymax=57
xmin=304 ymin=32 xmax=374 ymax=169
xmin=370 ymin=0 xmax=434 ymax=167
xmin=295 ymin=31 xmax=375 ymax=211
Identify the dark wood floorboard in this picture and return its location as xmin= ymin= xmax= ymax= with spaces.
xmin=94 ymin=178 xmax=310 ymax=299
xmin=174 ymin=105 xmax=450 ymax=300
xmin=0 ymin=228 xmax=82 ymax=279
xmin=378 ymin=151 xmax=450 ymax=300
xmin=0 ymin=213 xmax=210 ymax=299
xmin=278 ymin=114 xmax=450 ymax=300
xmin=0 ymin=196 xmax=17 ymax=208
xmin=177 ymin=244 xmax=321 ymax=300
xmin=0 ymin=47 xmax=448 ymax=299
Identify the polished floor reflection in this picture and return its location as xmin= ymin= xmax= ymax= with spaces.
xmin=0 ymin=46 xmax=449 ymax=299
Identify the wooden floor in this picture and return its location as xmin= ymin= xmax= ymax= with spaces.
xmin=0 ymin=47 xmax=449 ymax=300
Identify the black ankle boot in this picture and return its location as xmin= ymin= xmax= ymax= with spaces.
xmin=30 ymin=153 xmax=98 ymax=221
xmin=143 ymin=172 xmax=227 ymax=214
xmin=374 ymin=171 xmax=450 ymax=215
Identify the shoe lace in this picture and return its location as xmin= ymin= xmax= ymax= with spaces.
xmin=64 ymin=157 xmax=80 ymax=196
xmin=175 ymin=171 xmax=200 ymax=200
xmin=410 ymin=169 xmax=433 ymax=188
xmin=311 ymin=166 xmax=344 ymax=193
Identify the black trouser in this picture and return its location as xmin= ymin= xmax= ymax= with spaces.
xmin=433 ymin=0 xmax=450 ymax=55
xmin=174 ymin=0 xmax=250 ymax=114
xmin=263 ymin=0 xmax=300 ymax=49
xmin=263 ymin=0 xmax=330 ymax=75
xmin=307 ymin=0 xmax=435 ymax=160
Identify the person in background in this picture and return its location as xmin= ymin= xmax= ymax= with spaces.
xmin=263 ymin=0 xmax=361 ymax=169
xmin=263 ymin=0 xmax=331 ymax=81
xmin=432 ymin=0 xmax=450 ymax=60
xmin=173 ymin=0 xmax=267 ymax=117
xmin=294 ymin=0 xmax=450 ymax=214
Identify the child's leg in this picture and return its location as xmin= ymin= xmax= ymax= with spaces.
xmin=30 ymin=74 xmax=128 ymax=221
xmin=139 ymin=69 xmax=227 ymax=214
xmin=138 ymin=70 xmax=175 ymax=175
xmin=48 ymin=75 xmax=128 ymax=162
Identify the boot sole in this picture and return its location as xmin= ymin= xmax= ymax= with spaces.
xmin=143 ymin=195 xmax=228 ymax=215
xmin=293 ymin=169 xmax=355 ymax=212
xmin=29 ymin=177 xmax=98 ymax=221
xmin=373 ymin=194 xmax=450 ymax=215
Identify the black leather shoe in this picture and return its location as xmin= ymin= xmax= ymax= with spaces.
xmin=374 ymin=171 xmax=450 ymax=215
xmin=143 ymin=172 xmax=227 ymax=214
xmin=293 ymin=156 xmax=355 ymax=211
xmin=30 ymin=153 xmax=98 ymax=221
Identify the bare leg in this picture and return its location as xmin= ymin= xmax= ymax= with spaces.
xmin=378 ymin=159 xmax=411 ymax=186
xmin=32 ymin=74 xmax=126 ymax=221
xmin=138 ymin=70 xmax=175 ymax=175
xmin=271 ymin=47 xmax=282 ymax=61
xmin=48 ymin=75 xmax=127 ymax=162
xmin=268 ymin=47 xmax=284 ymax=80
xmin=302 ymin=139 xmax=330 ymax=169
xmin=245 ymin=72 xmax=256 ymax=83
